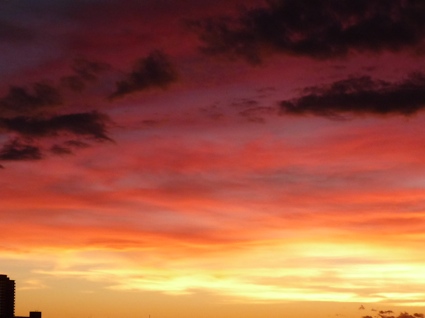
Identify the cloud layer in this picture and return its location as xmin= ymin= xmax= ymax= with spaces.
xmin=0 ymin=112 xmax=111 ymax=141
xmin=280 ymin=73 xmax=425 ymax=117
xmin=0 ymin=79 xmax=111 ymax=164
xmin=192 ymin=0 xmax=425 ymax=63
xmin=0 ymin=50 xmax=177 ymax=166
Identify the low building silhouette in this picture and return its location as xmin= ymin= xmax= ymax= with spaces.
xmin=16 ymin=312 xmax=42 ymax=318
xmin=0 ymin=275 xmax=41 ymax=318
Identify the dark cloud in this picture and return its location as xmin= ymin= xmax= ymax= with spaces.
xmin=51 ymin=139 xmax=93 ymax=156
xmin=0 ymin=83 xmax=62 ymax=117
xmin=0 ymin=55 xmax=118 ymax=167
xmin=0 ymin=111 xmax=112 ymax=141
xmin=375 ymin=312 xmax=425 ymax=318
xmin=191 ymin=0 xmax=425 ymax=63
xmin=0 ymin=139 xmax=42 ymax=161
xmin=110 ymin=50 xmax=178 ymax=99
xmin=0 ymin=50 xmax=178 ymax=167
xmin=0 ymin=56 xmax=118 ymax=167
xmin=61 ymin=58 xmax=111 ymax=92
xmin=397 ymin=314 xmax=416 ymax=318
xmin=0 ymin=111 xmax=111 ymax=166
xmin=50 ymin=140 xmax=92 ymax=155
xmin=279 ymin=73 xmax=425 ymax=117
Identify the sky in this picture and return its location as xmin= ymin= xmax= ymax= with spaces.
xmin=1 ymin=1 xmax=425 ymax=318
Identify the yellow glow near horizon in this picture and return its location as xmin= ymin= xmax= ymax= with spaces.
xmin=14 ymin=236 xmax=423 ymax=306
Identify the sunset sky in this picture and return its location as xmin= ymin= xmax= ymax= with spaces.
xmin=2 ymin=1 xmax=425 ymax=318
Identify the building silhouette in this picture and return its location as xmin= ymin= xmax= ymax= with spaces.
xmin=0 ymin=275 xmax=15 ymax=318
xmin=0 ymin=275 xmax=41 ymax=318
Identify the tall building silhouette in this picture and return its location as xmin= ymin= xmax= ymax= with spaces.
xmin=0 ymin=275 xmax=41 ymax=318
xmin=0 ymin=275 xmax=15 ymax=318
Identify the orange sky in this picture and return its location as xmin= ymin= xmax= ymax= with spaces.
xmin=1 ymin=1 xmax=425 ymax=318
